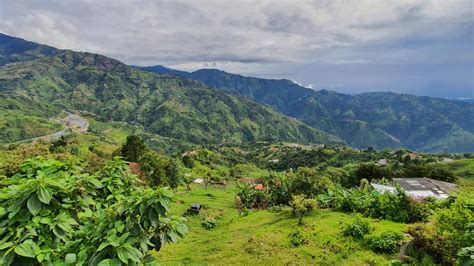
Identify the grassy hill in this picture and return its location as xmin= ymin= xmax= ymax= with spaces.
xmin=140 ymin=66 xmax=474 ymax=152
xmin=0 ymin=33 xmax=341 ymax=145
xmin=153 ymin=184 xmax=408 ymax=265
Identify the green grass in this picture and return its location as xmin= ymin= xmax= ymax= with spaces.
xmin=444 ymin=158 xmax=474 ymax=200
xmin=154 ymin=184 xmax=408 ymax=265
xmin=445 ymin=158 xmax=474 ymax=180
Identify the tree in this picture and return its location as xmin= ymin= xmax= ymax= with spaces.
xmin=120 ymin=135 xmax=147 ymax=162
xmin=182 ymin=155 xmax=195 ymax=168
xmin=291 ymin=167 xmax=327 ymax=197
xmin=352 ymin=163 xmax=392 ymax=186
xmin=290 ymin=195 xmax=318 ymax=225
xmin=139 ymin=151 xmax=182 ymax=189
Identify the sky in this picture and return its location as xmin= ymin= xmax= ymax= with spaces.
xmin=0 ymin=0 xmax=473 ymax=98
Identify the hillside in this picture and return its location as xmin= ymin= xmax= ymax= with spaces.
xmin=0 ymin=33 xmax=341 ymax=145
xmin=140 ymin=66 xmax=474 ymax=152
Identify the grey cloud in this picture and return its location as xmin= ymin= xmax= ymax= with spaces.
xmin=0 ymin=0 xmax=472 ymax=97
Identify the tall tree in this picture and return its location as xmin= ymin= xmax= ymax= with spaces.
xmin=120 ymin=135 xmax=147 ymax=162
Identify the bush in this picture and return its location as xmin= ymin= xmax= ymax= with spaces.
xmin=201 ymin=218 xmax=217 ymax=230
xmin=289 ymin=229 xmax=309 ymax=246
xmin=0 ymin=157 xmax=187 ymax=265
xmin=235 ymin=182 xmax=269 ymax=210
xmin=407 ymin=201 xmax=474 ymax=265
xmin=326 ymin=185 xmax=432 ymax=223
xmin=367 ymin=231 xmax=404 ymax=253
xmin=342 ymin=215 xmax=373 ymax=239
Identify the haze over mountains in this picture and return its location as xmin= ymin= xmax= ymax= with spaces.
xmin=0 ymin=33 xmax=473 ymax=152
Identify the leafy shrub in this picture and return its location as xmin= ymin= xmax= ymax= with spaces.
xmin=457 ymin=246 xmax=474 ymax=266
xmin=201 ymin=218 xmax=217 ymax=230
xmin=289 ymin=229 xmax=309 ymax=246
xmin=366 ymin=231 xmax=404 ymax=253
xmin=407 ymin=201 xmax=474 ymax=265
xmin=263 ymin=172 xmax=292 ymax=206
xmin=342 ymin=215 xmax=373 ymax=239
xmin=0 ymin=157 xmax=187 ymax=265
xmin=325 ymin=185 xmax=432 ymax=223
xmin=269 ymin=205 xmax=282 ymax=212
xmin=236 ymin=182 xmax=269 ymax=210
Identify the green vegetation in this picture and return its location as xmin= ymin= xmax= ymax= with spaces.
xmin=142 ymin=66 xmax=474 ymax=152
xmin=154 ymin=184 xmax=409 ymax=265
xmin=0 ymin=34 xmax=341 ymax=146
xmin=0 ymin=33 xmax=473 ymax=265
xmin=0 ymin=157 xmax=187 ymax=265
xmin=0 ymin=133 xmax=472 ymax=264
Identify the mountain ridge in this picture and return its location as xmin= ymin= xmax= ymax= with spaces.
xmin=0 ymin=33 xmax=342 ymax=145
xmin=140 ymin=65 xmax=474 ymax=152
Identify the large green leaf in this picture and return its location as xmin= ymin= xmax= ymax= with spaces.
xmin=37 ymin=187 xmax=52 ymax=204
xmin=148 ymin=208 xmax=159 ymax=227
xmin=65 ymin=253 xmax=76 ymax=264
xmin=116 ymin=247 xmax=129 ymax=264
xmin=97 ymin=258 xmax=122 ymax=266
xmin=14 ymin=240 xmax=36 ymax=258
xmin=27 ymin=195 xmax=42 ymax=216
xmin=0 ymin=242 xmax=13 ymax=250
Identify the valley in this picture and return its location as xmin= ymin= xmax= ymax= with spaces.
xmin=0 ymin=32 xmax=472 ymax=266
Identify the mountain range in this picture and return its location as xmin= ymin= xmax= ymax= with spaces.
xmin=139 ymin=66 xmax=474 ymax=152
xmin=0 ymin=33 xmax=472 ymax=152
xmin=0 ymin=33 xmax=339 ymax=145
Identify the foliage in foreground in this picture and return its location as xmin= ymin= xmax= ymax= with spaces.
xmin=0 ymin=157 xmax=187 ymax=265
xmin=407 ymin=200 xmax=474 ymax=265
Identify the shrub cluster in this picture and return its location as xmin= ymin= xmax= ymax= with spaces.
xmin=407 ymin=201 xmax=474 ymax=265
xmin=318 ymin=185 xmax=432 ymax=223
xmin=342 ymin=215 xmax=373 ymax=239
xmin=0 ymin=157 xmax=187 ymax=265
xmin=288 ymin=229 xmax=309 ymax=246
xmin=366 ymin=231 xmax=404 ymax=253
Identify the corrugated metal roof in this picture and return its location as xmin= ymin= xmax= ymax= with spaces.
xmin=392 ymin=178 xmax=456 ymax=198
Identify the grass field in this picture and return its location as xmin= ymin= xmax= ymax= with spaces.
xmin=154 ymin=184 xmax=409 ymax=265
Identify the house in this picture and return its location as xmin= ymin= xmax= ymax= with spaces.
xmin=371 ymin=177 xmax=457 ymax=199
xmin=254 ymin=184 xmax=265 ymax=190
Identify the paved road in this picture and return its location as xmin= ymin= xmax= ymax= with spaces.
xmin=8 ymin=114 xmax=89 ymax=144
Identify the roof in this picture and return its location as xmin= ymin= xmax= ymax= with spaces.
xmin=371 ymin=183 xmax=397 ymax=194
xmin=238 ymin=177 xmax=261 ymax=184
xmin=255 ymin=184 xmax=264 ymax=190
xmin=392 ymin=178 xmax=457 ymax=199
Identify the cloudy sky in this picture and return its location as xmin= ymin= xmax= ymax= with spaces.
xmin=1 ymin=0 xmax=473 ymax=97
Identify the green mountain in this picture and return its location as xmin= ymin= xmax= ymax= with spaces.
xmin=140 ymin=66 xmax=474 ymax=152
xmin=0 ymin=33 xmax=341 ymax=145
